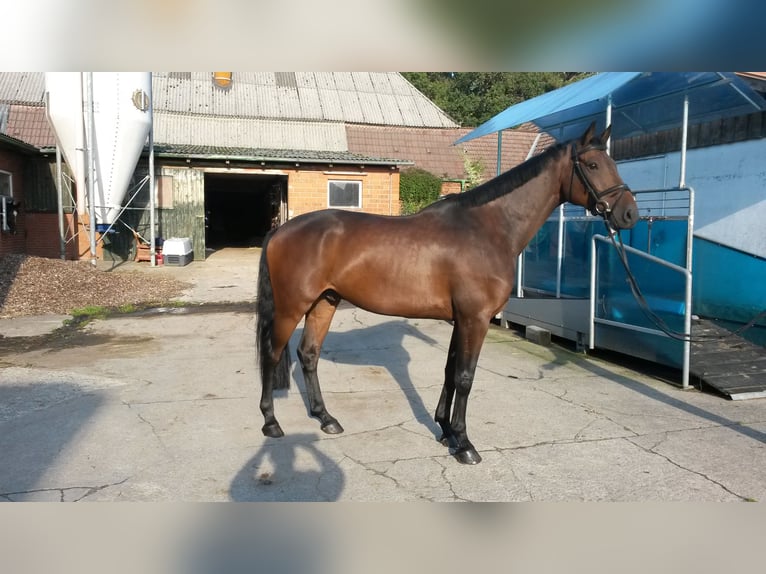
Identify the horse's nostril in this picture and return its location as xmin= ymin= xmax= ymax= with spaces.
xmin=623 ymin=206 xmax=638 ymax=227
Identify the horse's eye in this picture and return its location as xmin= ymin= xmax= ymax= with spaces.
xmin=587 ymin=162 xmax=598 ymax=170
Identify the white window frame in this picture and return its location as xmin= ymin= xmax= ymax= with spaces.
xmin=327 ymin=179 xmax=362 ymax=209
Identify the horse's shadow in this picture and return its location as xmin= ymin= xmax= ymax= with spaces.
xmin=291 ymin=316 xmax=445 ymax=440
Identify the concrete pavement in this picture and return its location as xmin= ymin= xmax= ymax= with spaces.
xmin=1 ymin=248 xmax=765 ymax=501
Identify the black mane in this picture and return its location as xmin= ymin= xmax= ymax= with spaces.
xmin=438 ymin=141 xmax=568 ymax=209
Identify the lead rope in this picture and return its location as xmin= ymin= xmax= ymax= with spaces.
xmin=601 ymin=220 xmax=766 ymax=343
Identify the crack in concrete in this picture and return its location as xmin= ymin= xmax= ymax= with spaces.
xmin=125 ymin=396 xmax=248 ymax=406
xmin=0 ymin=477 xmax=129 ymax=502
xmin=123 ymin=401 xmax=168 ymax=450
xmin=434 ymin=457 xmax=470 ymax=502
xmin=533 ymin=384 xmax=640 ymax=439
xmin=626 ymin=434 xmax=752 ymax=501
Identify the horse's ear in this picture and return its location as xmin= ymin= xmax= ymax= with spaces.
xmin=580 ymin=121 xmax=597 ymax=145
xmin=600 ymin=124 xmax=612 ymax=145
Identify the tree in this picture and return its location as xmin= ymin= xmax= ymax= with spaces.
xmin=399 ymin=168 xmax=443 ymax=215
xmin=401 ymin=72 xmax=591 ymax=126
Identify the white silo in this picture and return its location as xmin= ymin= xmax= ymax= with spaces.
xmin=45 ymin=72 xmax=153 ymax=226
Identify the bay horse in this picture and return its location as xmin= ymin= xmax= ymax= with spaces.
xmin=256 ymin=122 xmax=638 ymax=464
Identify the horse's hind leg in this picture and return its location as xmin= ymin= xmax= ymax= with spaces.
xmin=434 ymin=327 xmax=458 ymax=446
xmin=260 ymin=312 xmax=302 ymax=438
xmin=297 ymin=294 xmax=343 ymax=434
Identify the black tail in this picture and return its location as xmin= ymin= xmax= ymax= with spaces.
xmin=256 ymin=231 xmax=292 ymax=390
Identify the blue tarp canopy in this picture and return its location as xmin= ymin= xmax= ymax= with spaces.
xmin=455 ymin=72 xmax=766 ymax=144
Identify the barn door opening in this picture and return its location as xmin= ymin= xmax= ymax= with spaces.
xmin=204 ymin=172 xmax=287 ymax=249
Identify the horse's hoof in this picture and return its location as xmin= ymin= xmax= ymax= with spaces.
xmin=321 ymin=420 xmax=344 ymax=434
xmin=262 ymin=422 xmax=284 ymax=438
xmin=455 ymin=448 xmax=482 ymax=465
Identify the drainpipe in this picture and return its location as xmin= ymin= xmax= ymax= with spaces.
xmin=56 ymin=146 xmax=66 ymax=259
xmin=84 ymin=72 xmax=97 ymax=267
xmin=149 ymin=105 xmax=156 ymax=266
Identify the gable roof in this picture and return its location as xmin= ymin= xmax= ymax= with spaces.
xmin=153 ymin=72 xmax=459 ymax=128
xmin=346 ymin=123 xmax=552 ymax=182
xmin=0 ymin=72 xmax=457 ymax=164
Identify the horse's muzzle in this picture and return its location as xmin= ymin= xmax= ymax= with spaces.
xmin=611 ymin=200 xmax=638 ymax=230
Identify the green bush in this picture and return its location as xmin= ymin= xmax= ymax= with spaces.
xmin=399 ymin=168 xmax=442 ymax=215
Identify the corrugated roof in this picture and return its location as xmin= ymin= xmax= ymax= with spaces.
xmin=152 ymin=72 xmax=458 ymax=128
xmin=0 ymin=72 xmax=458 ymax=128
xmin=0 ymin=72 xmax=45 ymax=104
xmin=153 ymin=114 xmax=349 ymax=152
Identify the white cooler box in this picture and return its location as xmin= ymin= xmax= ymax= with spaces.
xmin=163 ymin=237 xmax=193 ymax=266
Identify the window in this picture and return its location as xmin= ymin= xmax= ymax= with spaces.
xmin=0 ymin=170 xmax=10 ymax=198
xmin=328 ymin=180 xmax=362 ymax=208
xmin=157 ymin=175 xmax=174 ymax=208
xmin=0 ymin=170 xmax=13 ymax=233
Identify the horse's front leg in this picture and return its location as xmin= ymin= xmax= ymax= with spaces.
xmin=448 ymin=316 xmax=490 ymax=465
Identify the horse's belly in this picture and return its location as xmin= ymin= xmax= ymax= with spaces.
xmin=336 ymin=272 xmax=452 ymax=320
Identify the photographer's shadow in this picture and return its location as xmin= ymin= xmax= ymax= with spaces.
xmin=229 ymin=433 xmax=344 ymax=501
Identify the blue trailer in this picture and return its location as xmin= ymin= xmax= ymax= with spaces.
xmin=456 ymin=72 xmax=766 ymax=398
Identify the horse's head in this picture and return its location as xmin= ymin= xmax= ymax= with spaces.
xmin=563 ymin=122 xmax=638 ymax=230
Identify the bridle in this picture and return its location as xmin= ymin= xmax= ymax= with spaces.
xmin=568 ymin=142 xmax=632 ymax=219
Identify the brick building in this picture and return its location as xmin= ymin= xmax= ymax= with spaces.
xmin=0 ymin=72 xmax=547 ymax=262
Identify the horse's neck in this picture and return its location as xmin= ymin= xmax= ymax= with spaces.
xmin=482 ymin=169 xmax=564 ymax=255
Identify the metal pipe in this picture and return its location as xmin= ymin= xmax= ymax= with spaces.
xmin=496 ymin=130 xmax=503 ymax=176
xmin=555 ymin=205 xmax=565 ymax=298
xmin=149 ymin=98 xmax=156 ymax=267
xmin=589 ymin=234 xmax=597 ymax=349
xmin=592 ymin=234 xmax=692 ymax=388
xmin=526 ymin=133 xmax=542 ymax=160
xmin=680 ymin=94 xmax=689 ymax=188
xmin=85 ymin=72 xmax=97 ymax=267
xmin=606 ymin=95 xmax=612 ymax=155
xmin=682 ymin=185 xmax=695 ymax=390
xmin=56 ymin=146 xmax=65 ymax=259
xmin=516 ymin=132 xmax=543 ymax=300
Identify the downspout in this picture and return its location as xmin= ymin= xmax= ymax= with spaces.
xmin=56 ymin=146 xmax=65 ymax=259
xmin=149 ymin=104 xmax=156 ymax=266
xmin=85 ymin=72 xmax=97 ymax=267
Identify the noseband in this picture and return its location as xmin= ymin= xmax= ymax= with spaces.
xmin=568 ymin=142 xmax=631 ymax=217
